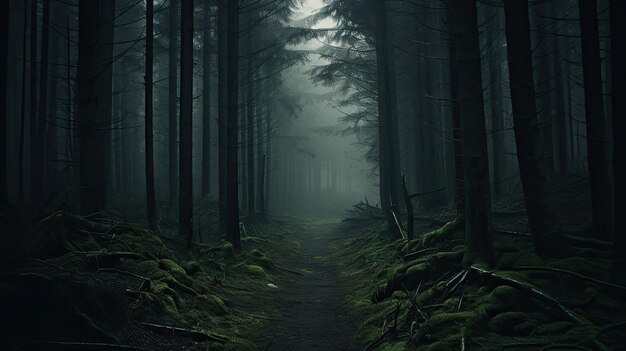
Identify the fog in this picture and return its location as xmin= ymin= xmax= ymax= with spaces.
xmin=267 ymin=0 xmax=377 ymax=215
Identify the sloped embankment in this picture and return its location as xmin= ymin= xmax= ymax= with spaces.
xmin=334 ymin=218 xmax=626 ymax=350
xmin=0 ymin=210 xmax=298 ymax=351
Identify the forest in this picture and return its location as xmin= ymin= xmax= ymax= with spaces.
xmin=0 ymin=0 xmax=624 ymax=350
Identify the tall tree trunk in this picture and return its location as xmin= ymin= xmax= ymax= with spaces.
xmin=218 ymin=0 xmax=228 ymax=229
xmin=486 ymin=5 xmax=504 ymax=200
xmin=145 ymin=0 xmax=156 ymax=229
xmin=45 ymin=1 xmax=60 ymax=189
xmin=503 ymin=0 xmax=567 ymax=257
xmin=0 ymin=0 xmax=8 ymax=203
xmin=77 ymin=0 xmax=101 ymax=214
xmin=374 ymin=0 xmax=401 ymax=237
xmin=246 ymin=41 xmax=255 ymax=220
xmin=256 ymin=83 xmax=266 ymax=218
xmin=201 ymin=0 xmax=212 ymax=198
xmin=95 ymin=0 xmax=115 ymax=210
xmin=265 ymin=96 xmax=271 ymax=215
xmin=180 ymin=0 xmax=194 ymax=247
xmin=550 ymin=1 xmax=568 ymax=174
xmin=169 ymin=0 xmax=179 ymax=206
xmin=447 ymin=18 xmax=465 ymax=214
xmin=449 ymin=0 xmax=493 ymax=265
xmin=579 ymin=0 xmax=612 ymax=240
xmin=29 ymin=0 xmax=38 ymax=203
xmin=18 ymin=0 xmax=28 ymax=202
xmin=32 ymin=0 xmax=49 ymax=204
xmin=226 ymin=0 xmax=240 ymax=249
xmin=610 ymin=0 xmax=625 ymax=284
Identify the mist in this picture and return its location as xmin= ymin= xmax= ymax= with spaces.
xmin=0 ymin=0 xmax=624 ymax=350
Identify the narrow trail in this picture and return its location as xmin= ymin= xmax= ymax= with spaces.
xmin=270 ymin=218 xmax=356 ymax=351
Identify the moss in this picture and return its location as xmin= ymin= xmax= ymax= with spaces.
xmin=490 ymin=285 xmax=523 ymax=307
xmin=488 ymin=312 xmax=533 ymax=335
xmin=496 ymin=252 xmax=519 ymax=270
xmin=184 ymin=260 xmax=202 ymax=275
xmin=159 ymin=259 xmax=193 ymax=286
xmin=152 ymin=281 xmax=180 ymax=305
xmin=535 ymin=321 xmax=574 ymax=335
xmin=513 ymin=252 xmax=543 ymax=267
xmin=420 ymin=216 xmax=464 ymax=247
xmin=222 ymin=242 xmax=235 ymax=259
xmin=428 ymin=311 xmax=474 ymax=329
xmin=202 ymin=294 xmax=228 ymax=315
xmin=243 ymin=265 xmax=266 ymax=279
xmin=246 ymin=250 xmax=274 ymax=270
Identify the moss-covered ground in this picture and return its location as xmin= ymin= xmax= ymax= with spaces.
xmin=0 ymin=209 xmax=304 ymax=350
xmin=332 ymin=216 xmax=626 ymax=350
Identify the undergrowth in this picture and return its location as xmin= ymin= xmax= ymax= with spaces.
xmin=0 ymin=209 xmax=299 ymax=351
xmin=334 ymin=218 xmax=626 ymax=350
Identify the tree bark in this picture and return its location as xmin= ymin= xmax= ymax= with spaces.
xmin=201 ymin=0 xmax=212 ymax=198
xmin=0 ymin=0 xmax=8 ymax=202
xmin=145 ymin=0 xmax=156 ymax=229
xmin=77 ymin=0 xmax=101 ymax=214
xmin=179 ymin=0 xmax=194 ymax=247
xmin=29 ymin=0 xmax=38 ymax=203
xmin=95 ymin=0 xmax=115 ymax=210
xmin=446 ymin=6 xmax=465 ymax=214
xmin=18 ymin=0 xmax=28 ymax=202
xmin=226 ymin=0 xmax=241 ymax=249
xmin=218 ymin=0 xmax=228 ymax=229
xmin=503 ymin=0 xmax=567 ymax=257
xmin=579 ymin=0 xmax=612 ymax=240
xmin=169 ymin=0 xmax=179 ymax=206
xmin=610 ymin=0 xmax=625 ymax=284
xmin=374 ymin=0 xmax=402 ymax=238
xmin=449 ymin=0 xmax=493 ymax=265
xmin=486 ymin=5 xmax=504 ymax=200
xmin=246 ymin=35 xmax=255 ymax=220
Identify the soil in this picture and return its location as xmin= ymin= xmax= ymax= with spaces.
xmin=267 ymin=218 xmax=357 ymax=351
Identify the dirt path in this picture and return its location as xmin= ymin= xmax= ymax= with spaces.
xmin=269 ymin=218 xmax=356 ymax=351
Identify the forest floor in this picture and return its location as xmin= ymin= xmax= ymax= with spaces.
xmin=3 ymin=177 xmax=626 ymax=351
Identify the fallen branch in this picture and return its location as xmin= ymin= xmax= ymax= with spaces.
xmin=140 ymin=322 xmax=227 ymax=343
xmin=516 ymin=266 xmax=626 ymax=293
xmin=363 ymin=327 xmax=394 ymax=351
xmin=469 ymin=266 xmax=587 ymax=325
xmin=390 ymin=209 xmax=406 ymax=240
xmin=16 ymin=341 xmax=153 ymax=351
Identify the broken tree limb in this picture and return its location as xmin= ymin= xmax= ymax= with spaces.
xmin=516 ymin=266 xmax=626 ymax=293
xmin=390 ymin=209 xmax=406 ymax=240
xmin=15 ymin=341 xmax=154 ymax=351
xmin=468 ymin=265 xmax=588 ymax=325
xmin=139 ymin=322 xmax=228 ymax=343
xmin=407 ymin=188 xmax=446 ymax=199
